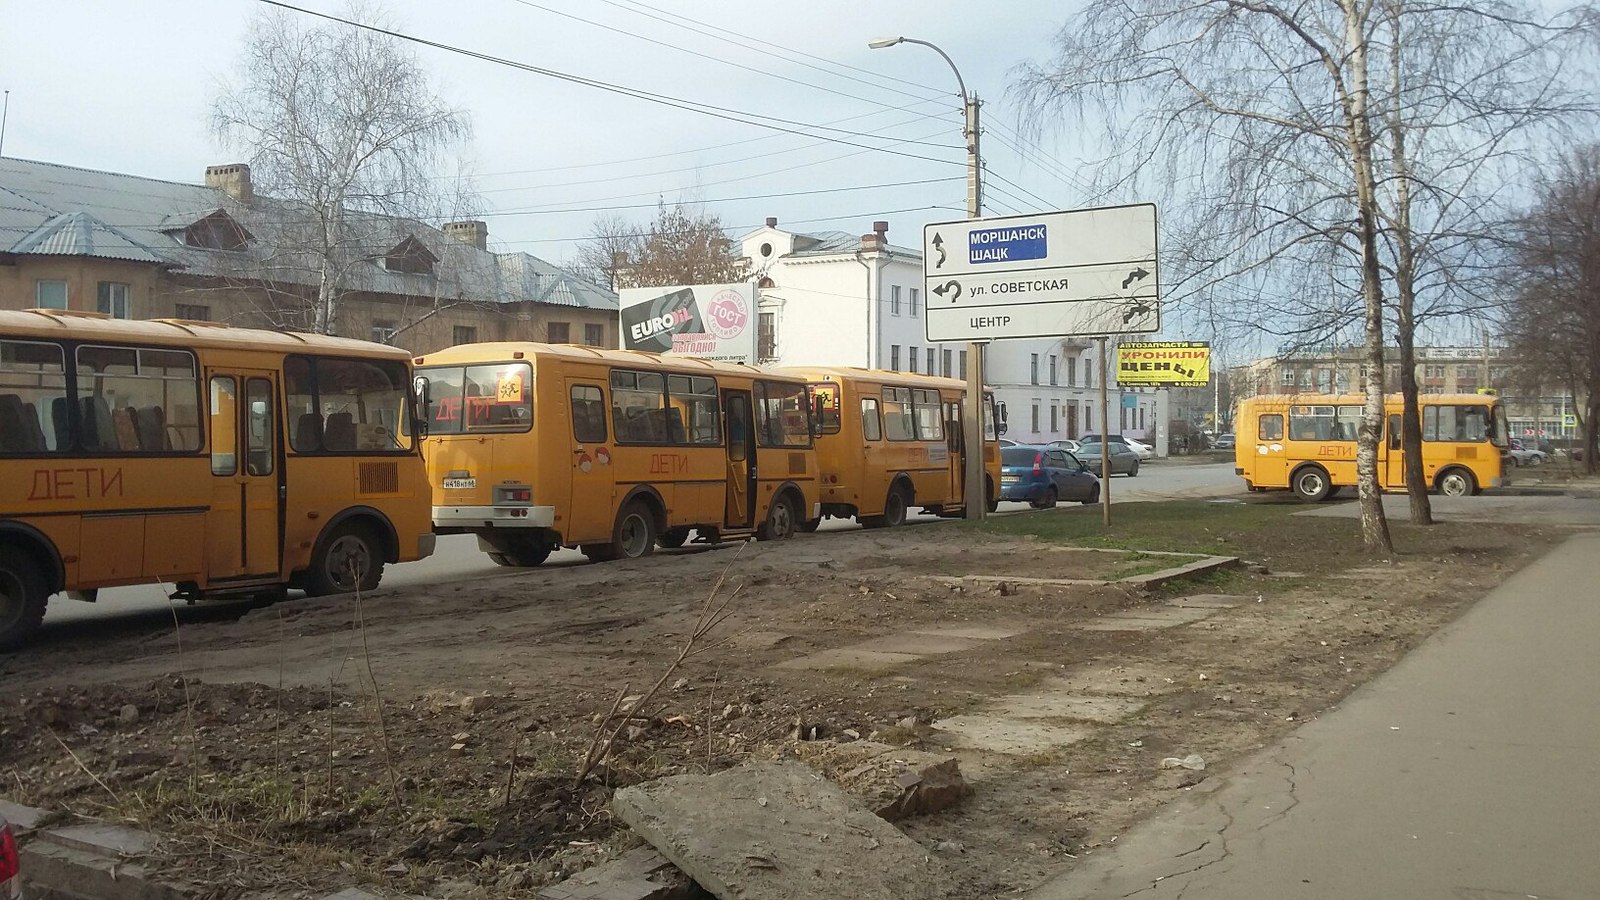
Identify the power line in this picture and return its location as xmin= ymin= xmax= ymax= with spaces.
xmin=259 ymin=1 xmax=966 ymax=166
xmin=496 ymin=203 xmax=968 ymax=248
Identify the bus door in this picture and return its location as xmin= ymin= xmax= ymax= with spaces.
xmin=1384 ymin=414 xmax=1406 ymax=487
xmin=723 ymin=389 xmax=756 ymax=529
xmin=205 ymin=371 xmax=282 ymax=581
xmin=566 ymin=378 xmax=615 ymax=544
xmin=945 ymin=399 xmax=964 ymax=502
xmin=1253 ymin=410 xmax=1290 ymax=488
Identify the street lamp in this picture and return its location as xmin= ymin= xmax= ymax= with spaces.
xmin=869 ymin=35 xmax=988 ymax=520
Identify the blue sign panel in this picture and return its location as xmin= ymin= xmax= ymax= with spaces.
xmin=968 ymin=224 xmax=1048 ymax=265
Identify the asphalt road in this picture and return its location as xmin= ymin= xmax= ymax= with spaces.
xmin=34 ymin=461 xmax=1244 ymax=634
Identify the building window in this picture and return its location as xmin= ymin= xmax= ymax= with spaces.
xmin=1067 ymin=357 xmax=1077 ymax=386
xmin=1049 ymin=354 xmax=1058 ymax=386
xmin=910 ymin=288 xmax=920 ymax=317
xmin=1085 ymin=359 xmax=1093 ymax=388
xmin=370 ymin=320 xmax=397 ymax=344
xmin=757 ymin=312 xmax=776 ymax=360
xmin=452 ymin=325 xmax=477 ymax=345
xmin=1050 ymin=404 xmax=1059 ymax=433
xmin=1031 ymin=354 xmax=1040 ymax=385
xmin=183 ymin=210 xmax=253 ymax=251
xmin=959 ymin=350 xmax=968 ymax=380
xmin=585 ymin=323 xmax=606 ymax=347
xmin=926 ymin=348 xmax=935 ymax=374
xmin=909 ymin=347 xmax=918 ymax=374
xmin=547 ymin=321 xmax=571 ymax=343
xmin=174 ymin=303 xmax=210 ymax=321
xmin=384 ymin=236 xmax=438 ymax=276
xmin=1425 ymin=365 xmax=1446 ymax=378
xmin=943 ymin=349 xmax=952 ymax=377
xmin=892 ymin=285 xmax=902 ymax=315
xmin=1031 ymin=402 xmax=1041 ymax=433
xmin=36 ymin=280 xmax=68 ymax=310
xmin=97 ymin=282 xmax=131 ymax=319
xmin=890 ymin=345 xmax=901 ymax=371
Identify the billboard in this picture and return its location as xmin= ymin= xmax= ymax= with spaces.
xmin=1116 ymin=341 xmax=1210 ymax=387
xmin=619 ymin=282 xmax=758 ymax=365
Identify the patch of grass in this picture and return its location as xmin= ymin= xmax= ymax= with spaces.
xmin=973 ymin=500 xmax=1294 ymax=555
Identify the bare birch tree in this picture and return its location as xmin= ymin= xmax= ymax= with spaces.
xmin=211 ymin=3 xmax=472 ymax=336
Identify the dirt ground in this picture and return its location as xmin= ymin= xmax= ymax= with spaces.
xmin=0 ymin=502 xmax=1573 ymax=899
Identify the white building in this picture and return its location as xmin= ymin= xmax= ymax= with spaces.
xmin=735 ymin=218 xmax=1166 ymax=450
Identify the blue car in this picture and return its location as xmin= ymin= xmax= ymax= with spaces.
xmin=1000 ymin=445 xmax=1101 ymax=508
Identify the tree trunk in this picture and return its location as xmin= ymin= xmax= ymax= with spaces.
xmin=1342 ymin=0 xmax=1395 ymax=555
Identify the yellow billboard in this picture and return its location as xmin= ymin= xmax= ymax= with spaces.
xmin=1116 ymin=341 xmax=1210 ymax=387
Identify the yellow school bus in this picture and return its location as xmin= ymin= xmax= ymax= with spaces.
xmin=780 ymin=367 xmax=1002 ymax=527
xmin=413 ymin=343 xmax=819 ymax=565
xmin=0 ymin=308 xmax=435 ymax=650
xmin=1234 ymin=392 xmax=1508 ymax=500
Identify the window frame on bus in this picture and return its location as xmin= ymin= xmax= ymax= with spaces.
xmin=415 ymin=361 xmax=534 ymax=437
xmin=608 ymin=367 xmax=724 ymax=447
xmin=0 ymin=337 xmax=72 ymax=457
xmin=1259 ymin=413 xmax=1284 ymax=442
xmin=285 ymin=353 xmax=417 ymax=455
xmin=753 ymin=379 xmax=814 ymax=449
xmin=70 ymin=341 xmax=204 ymax=457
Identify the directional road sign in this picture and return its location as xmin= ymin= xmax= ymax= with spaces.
xmin=922 ymin=204 xmax=1159 ymax=343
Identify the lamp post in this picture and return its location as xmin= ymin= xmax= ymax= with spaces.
xmin=870 ymin=36 xmax=989 ymax=521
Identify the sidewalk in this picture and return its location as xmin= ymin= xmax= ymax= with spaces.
xmin=1028 ymin=531 xmax=1600 ymax=899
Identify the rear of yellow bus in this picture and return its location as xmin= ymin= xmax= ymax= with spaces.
xmin=413 ymin=345 xmax=556 ymax=567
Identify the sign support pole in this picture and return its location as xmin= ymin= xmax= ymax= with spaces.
xmin=1100 ymin=336 xmax=1112 ymax=526
xmin=963 ymin=91 xmax=988 ymax=522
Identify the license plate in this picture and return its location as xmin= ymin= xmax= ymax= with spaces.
xmin=443 ymin=477 xmax=477 ymax=489
xmin=1002 ymin=477 xmax=1019 ymax=485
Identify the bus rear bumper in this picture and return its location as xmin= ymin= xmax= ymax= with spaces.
xmin=417 ymin=533 xmax=437 ymax=560
xmin=433 ymin=505 xmax=557 ymax=529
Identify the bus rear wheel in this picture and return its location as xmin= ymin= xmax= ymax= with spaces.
xmin=485 ymin=534 xmax=553 ymax=568
xmin=757 ymin=493 xmax=799 ymax=541
xmin=862 ymin=485 xmax=909 ymax=528
xmin=307 ymin=523 xmax=384 ymax=596
xmin=1292 ymin=466 xmax=1332 ymax=502
xmin=1436 ymin=467 xmax=1478 ymax=497
xmin=0 ymin=548 xmax=49 ymax=652
xmin=606 ymin=501 xmax=657 ymax=561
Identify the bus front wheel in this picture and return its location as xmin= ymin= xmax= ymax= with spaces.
xmin=1292 ymin=466 xmax=1332 ymax=502
xmin=307 ymin=523 xmax=384 ymax=596
xmin=0 ymin=547 xmax=49 ymax=652
xmin=757 ymin=493 xmax=799 ymax=541
xmin=1436 ymin=467 xmax=1478 ymax=497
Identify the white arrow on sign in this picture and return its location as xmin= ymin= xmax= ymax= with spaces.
xmin=931 ymin=263 xmax=1157 ymax=308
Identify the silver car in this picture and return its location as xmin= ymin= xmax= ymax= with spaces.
xmin=1076 ymin=440 xmax=1142 ymax=476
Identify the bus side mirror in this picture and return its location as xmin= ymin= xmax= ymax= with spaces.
xmin=412 ymin=376 xmax=431 ymax=437
xmin=812 ymin=394 xmax=826 ymax=436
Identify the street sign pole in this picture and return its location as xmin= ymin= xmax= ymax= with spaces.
xmin=963 ymin=92 xmax=987 ymax=522
xmin=1099 ymin=337 xmax=1111 ymax=526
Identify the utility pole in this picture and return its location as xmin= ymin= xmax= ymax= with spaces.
xmin=1099 ymin=337 xmax=1111 ymax=526
xmin=0 ymin=91 xmax=10 ymax=158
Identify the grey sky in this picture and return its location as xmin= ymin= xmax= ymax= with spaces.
xmin=0 ymin=1 xmax=1089 ymax=262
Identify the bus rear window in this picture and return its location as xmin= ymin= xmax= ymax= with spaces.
xmin=420 ymin=364 xmax=532 ymax=435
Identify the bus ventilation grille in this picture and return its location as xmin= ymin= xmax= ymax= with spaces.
xmin=789 ymin=452 xmax=807 ymax=475
xmin=359 ymin=462 xmax=400 ymax=494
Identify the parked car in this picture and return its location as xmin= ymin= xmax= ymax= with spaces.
xmin=1 ymin=810 xmax=20 ymax=900
xmin=1214 ymin=433 xmax=1237 ymax=451
xmin=1076 ymin=439 xmax=1142 ymax=476
xmin=998 ymin=438 xmax=1020 ymax=448
xmin=1080 ymin=432 xmax=1130 ymax=448
xmin=1000 ymin=445 xmax=1101 ymax=507
xmin=1124 ymin=438 xmax=1155 ymax=461
xmin=1047 ymin=439 xmax=1081 ymax=453
xmin=1507 ymin=438 xmax=1549 ymax=467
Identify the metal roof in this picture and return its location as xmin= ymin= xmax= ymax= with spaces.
xmin=0 ymin=156 xmax=617 ymax=311
xmin=0 ymin=307 xmax=413 ymax=358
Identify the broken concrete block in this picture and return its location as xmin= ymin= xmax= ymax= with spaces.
xmin=41 ymin=823 xmax=159 ymax=858
xmin=20 ymin=840 xmax=197 ymax=900
xmin=874 ymin=758 xmax=971 ymax=822
xmin=612 ymin=761 xmax=958 ymax=900
xmin=0 ymin=799 xmax=55 ymax=835
xmin=538 ymin=846 xmax=697 ymax=900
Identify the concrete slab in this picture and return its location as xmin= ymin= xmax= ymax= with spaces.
xmin=1047 ymin=664 xmax=1186 ymax=697
xmin=20 ymin=840 xmax=196 ymax=900
xmin=1166 ymin=594 xmax=1248 ymax=610
xmin=611 ymin=761 xmax=959 ymax=900
xmin=994 ymin=686 xmax=1147 ymax=724
xmin=1119 ymin=555 xmax=1241 ymax=588
xmin=43 ymin=823 xmax=159 ymax=857
xmin=932 ymin=715 xmax=1094 ymax=754
xmin=773 ymin=648 xmax=920 ymax=671
xmin=0 ymin=799 xmax=54 ymax=833
xmin=732 ymin=631 xmax=794 ymax=650
xmin=908 ymin=624 xmax=1025 ymax=641
xmin=539 ymin=846 xmax=693 ymax=900
xmin=854 ymin=633 xmax=980 ymax=656
xmin=1077 ymin=607 xmax=1218 ymax=631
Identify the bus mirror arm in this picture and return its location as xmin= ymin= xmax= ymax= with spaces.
xmin=413 ymin=376 xmax=431 ymax=438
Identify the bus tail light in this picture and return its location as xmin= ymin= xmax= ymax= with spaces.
xmin=495 ymin=485 xmax=533 ymax=504
xmin=0 ymin=820 xmax=18 ymax=886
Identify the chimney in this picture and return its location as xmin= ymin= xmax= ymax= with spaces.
xmin=765 ymin=216 xmax=779 ymax=228
xmin=205 ymin=164 xmax=253 ymax=203
xmin=861 ymin=220 xmax=889 ymax=253
xmin=873 ymin=220 xmax=889 ymax=237
xmin=444 ymin=220 xmax=489 ymax=251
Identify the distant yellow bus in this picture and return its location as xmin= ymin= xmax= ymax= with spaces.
xmin=414 ymin=343 xmax=819 ymax=565
xmin=1234 ymin=392 xmax=1508 ymax=500
xmin=0 ymin=308 xmax=436 ymax=650
xmin=781 ymin=367 xmax=1001 ymax=527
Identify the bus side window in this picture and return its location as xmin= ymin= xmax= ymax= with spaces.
xmin=571 ymin=384 xmax=606 ymax=443
xmin=861 ymin=397 xmax=882 ymax=442
xmin=1259 ymin=414 xmax=1283 ymax=442
xmin=1388 ymin=414 xmax=1402 ymax=450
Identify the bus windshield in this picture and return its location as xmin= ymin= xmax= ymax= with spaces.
xmin=420 ymin=363 xmax=533 ymax=434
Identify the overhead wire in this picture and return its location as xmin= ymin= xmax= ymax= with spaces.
xmin=257 ymin=2 xmax=967 ymax=164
